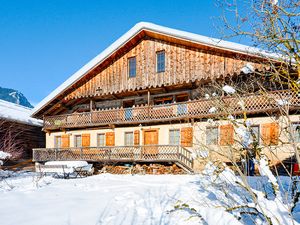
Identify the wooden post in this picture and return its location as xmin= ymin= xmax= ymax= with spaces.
xmin=147 ymin=90 xmax=150 ymax=120
xmin=140 ymin=145 xmax=143 ymax=160
xmin=89 ymin=99 xmax=93 ymax=124
xmin=90 ymin=99 xmax=93 ymax=112
xmin=147 ymin=90 xmax=150 ymax=106
xmin=55 ymin=149 xmax=57 ymax=160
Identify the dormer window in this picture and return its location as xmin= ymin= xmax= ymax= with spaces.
xmin=128 ymin=57 xmax=136 ymax=78
xmin=156 ymin=51 xmax=165 ymax=73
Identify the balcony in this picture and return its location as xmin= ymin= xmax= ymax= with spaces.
xmin=43 ymin=90 xmax=300 ymax=130
xmin=33 ymin=145 xmax=194 ymax=172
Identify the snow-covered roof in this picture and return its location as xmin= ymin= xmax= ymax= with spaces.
xmin=32 ymin=22 xmax=278 ymax=117
xmin=0 ymin=100 xmax=42 ymax=126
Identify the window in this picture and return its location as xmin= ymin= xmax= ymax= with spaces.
xmin=124 ymin=132 xmax=134 ymax=146
xmin=128 ymin=57 xmax=136 ymax=77
xmin=251 ymin=125 xmax=260 ymax=145
xmin=156 ymin=51 xmax=165 ymax=72
xmin=154 ymin=96 xmax=173 ymax=105
xmin=54 ymin=136 xmax=62 ymax=148
xmin=74 ymin=135 xmax=82 ymax=148
xmin=206 ymin=127 xmax=218 ymax=145
xmin=97 ymin=133 xmax=105 ymax=147
xmin=291 ymin=122 xmax=300 ymax=142
xmin=169 ymin=129 xmax=180 ymax=145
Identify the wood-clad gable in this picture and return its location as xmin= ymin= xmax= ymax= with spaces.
xmin=65 ymin=37 xmax=264 ymax=102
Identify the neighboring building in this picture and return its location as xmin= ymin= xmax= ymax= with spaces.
xmin=0 ymin=100 xmax=45 ymax=159
xmin=31 ymin=22 xmax=300 ymax=172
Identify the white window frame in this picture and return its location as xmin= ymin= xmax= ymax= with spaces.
xmin=124 ymin=131 xmax=134 ymax=146
xmin=206 ymin=127 xmax=219 ymax=145
xmin=54 ymin=135 xmax=62 ymax=148
xmin=97 ymin=133 xmax=106 ymax=147
xmin=169 ymin=129 xmax=180 ymax=145
xmin=74 ymin=135 xmax=82 ymax=148
xmin=291 ymin=122 xmax=300 ymax=143
xmin=250 ymin=125 xmax=260 ymax=145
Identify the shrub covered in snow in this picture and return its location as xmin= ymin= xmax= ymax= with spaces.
xmin=222 ymin=85 xmax=236 ymax=94
xmin=0 ymin=151 xmax=11 ymax=166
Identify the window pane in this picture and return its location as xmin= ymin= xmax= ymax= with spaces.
xmin=97 ymin=134 xmax=105 ymax=146
xmin=54 ymin=136 xmax=61 ymax=148
xmin=169 ymin=129 xmax=180 ymax=145
xmin=128 ymin=57 xmax=136 ymax=77
xmin=125 ymin=132 xmax=134 ymax=146
xmin=156 ymin=51 xmax=165 ymax=72
xmin=292 ymin=123 xmax=300 ymax=142
xmin=75 ymin=135 xmax=82 ymax=147
xmin=251 ymin=125 xmax=260 ymax=144
xmin=206 ymin=127 xmax=218 ymax=145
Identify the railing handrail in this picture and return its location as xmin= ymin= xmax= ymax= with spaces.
xmin=33 ymin=144 xmax=189 ymax=151
xmin=33 ymin=145 xmax=194 ymax=172
xmin=44 ymin=89 xmax=295 ymax=120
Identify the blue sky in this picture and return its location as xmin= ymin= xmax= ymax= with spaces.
xmin=0 ymin=0 xmax=248 ymax=106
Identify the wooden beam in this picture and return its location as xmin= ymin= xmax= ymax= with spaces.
xmin=147 ymin=90 xmax=150 ymax=106
xmin=90 ymin=99 xmax=94 ymax=112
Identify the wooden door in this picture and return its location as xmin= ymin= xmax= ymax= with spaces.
xmin=143 ymin=129 xmax=159 ymax=155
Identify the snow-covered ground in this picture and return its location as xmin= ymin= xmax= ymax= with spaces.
xmin=0 ymin=172 xmax=298 ymax=225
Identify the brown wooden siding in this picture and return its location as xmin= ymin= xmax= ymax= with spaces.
xmin=65 ymin=38 xmax=265 ymax=101
xmin=0 ymin=119 xmax=45 ymax=159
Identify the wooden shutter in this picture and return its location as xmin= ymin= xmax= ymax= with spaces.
xmin=262 ymin=123 xmax=279 ymax=145
xmin=61 ymin=134 xmax=70 ymax=148
xmin=219 ymin=125 xmax=234 ymax=146
xmin=270 ymin=123 xmax=279 ymax=145
xmin=82 ymin=133 xmax=90 ymax=147
xmin=181 ymin=127 xmax=193 ymax=147
xmin=134 ymin=130 xmax=140 ymax=145
xmin=106 ymin=132 xmax=115 ymax=146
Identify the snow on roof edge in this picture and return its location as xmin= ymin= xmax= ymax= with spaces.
xmin=0 ymin=99 xmax=42 ymax=126
xmin=31 ymin=22 xmax=279 ymax=117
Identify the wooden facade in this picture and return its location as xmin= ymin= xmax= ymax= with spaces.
xmin=33 ymin=29 xmax=271 ymax=118
xmin=65 ymin=38 xmax=265 ymax=101
xmin=0 ymin=119 xmax=45 ymax=159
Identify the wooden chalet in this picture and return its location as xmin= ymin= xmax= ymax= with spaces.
xmin=31 ymin=22 xmax=300 ymax=173
xmin=0 ymin=100 xmax=45 ymax=160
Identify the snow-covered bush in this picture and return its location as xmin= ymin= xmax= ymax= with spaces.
xmin=0 ymin=150 xmax=11 ymax=166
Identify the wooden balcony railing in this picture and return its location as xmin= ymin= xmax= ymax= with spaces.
xmin=44 ymin=90 xmax=300 ymax=130
xmin=33 ymin=145 xmax=194 ymax=172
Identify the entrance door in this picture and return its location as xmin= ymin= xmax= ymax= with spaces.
xmin=143 ymin=129 xmax=159 ymax=155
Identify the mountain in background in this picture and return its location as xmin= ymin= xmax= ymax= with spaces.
xmin=0 ymin=87 xmax=33 ymax=108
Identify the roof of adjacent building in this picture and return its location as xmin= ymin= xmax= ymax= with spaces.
xmin=31 ymin=22 xmax=278 ymax=117
xmin=0 ymin=100 xmax=42 ymax=126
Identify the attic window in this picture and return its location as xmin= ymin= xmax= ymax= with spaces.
xmin=128 ymin=57 xmax=136 ymax=78
xmin=156 ymin=51 xmax=165 ymax=73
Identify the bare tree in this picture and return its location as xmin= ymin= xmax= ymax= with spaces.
xmin=0 ymin=119 xmax=25 ymax=162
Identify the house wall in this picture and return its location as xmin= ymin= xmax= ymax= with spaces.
xmin=45 ymin=114 xmax=300 ymax=171
xmin=0 ymin=119 xmax=45 ymax=159
xmin=65 ymin=38 xmax=265 ymax=100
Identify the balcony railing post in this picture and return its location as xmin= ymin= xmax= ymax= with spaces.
xmin=80 ymin=148 xmax=83 ymax=159
xmin=55 ymin=148 xmax=57 ymax=160
xmin=177 ymin=145 xmax=180 ymax=161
